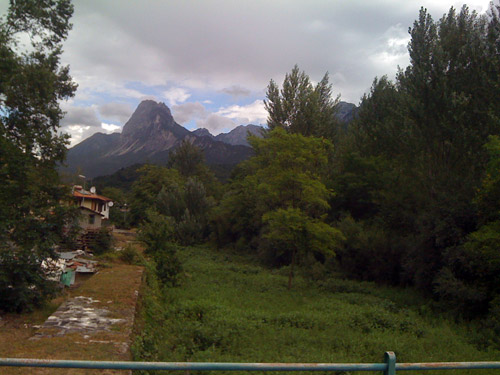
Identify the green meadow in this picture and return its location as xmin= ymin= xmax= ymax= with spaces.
xmin=132 ymin=245 xmax=500 ymax=374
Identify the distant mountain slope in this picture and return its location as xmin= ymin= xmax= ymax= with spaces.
xmin=192 ymin=128 xmax=214 ymax=138
xmin=64 ymin=100 xmax=253 ymax=178
xmin=215 ymin=124 xmax=264 ymax=146
xmin=63 ymin=99 xmax=358 ymax=179
xmin=193 ymin=124 xmax=264 ymax=146
xmin=336 ymin=101 xmax=358 ymax=124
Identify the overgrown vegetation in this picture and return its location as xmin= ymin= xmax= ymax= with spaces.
xmin=87 ymin=228 xmax=113 ymax=255
xmin=132 ymin=245 xmax=500 ymax=371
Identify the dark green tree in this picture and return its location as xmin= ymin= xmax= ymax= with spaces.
xmin=129 ymin=165 xmax=183 ymax=224
xmin=338 ymin=4 xmax=500 ymax=300
xmin=0 ymin=0 xmax=77 ymax=312
xmin=167 ymin=140 xmax=205 ymax=177
xmin=212 ymin=128 xmax=343 ymax=288
xmin=157 ymin=176 xmax=214 ymax=245
xmin=167 ymin=139 xmax=221 ymax=198
xmin=264 ymin=65 xmax=340 ymax=138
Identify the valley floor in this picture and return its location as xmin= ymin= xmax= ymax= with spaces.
xmin=133 ymin=245 xmax=500 ymax=374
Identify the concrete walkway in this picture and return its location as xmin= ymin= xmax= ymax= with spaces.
xmin=1 ymin=264 xmax=144 ymax=375
xmin=31 ymin=296 xmax=125 ymax=338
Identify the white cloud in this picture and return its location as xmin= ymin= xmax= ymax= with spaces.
xmin=101 ymin=122 xmax=121 ymax=132
xmin=163 ymin=87 xmax=191 ymax=106
xmin=216 ymin=100 xmax=267 ymax=125
xmin=303 ymin=20 xmax=329 ymax=33
xmin=62 ymin=125 xmax=93 ymax=146
xmin=369 ymin=23 xmax=410 ymax=71
xmin=61 ymin=104 xmax=100 ymax=127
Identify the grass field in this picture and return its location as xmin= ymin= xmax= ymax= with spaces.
xmin=133 ymin=245 xmax=500 ymax=375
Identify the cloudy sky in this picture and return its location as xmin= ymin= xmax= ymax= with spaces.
xmin=1 ymin=0 xmax=493 ymax=145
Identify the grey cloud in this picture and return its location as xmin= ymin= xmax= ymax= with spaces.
xmin=197 ymin=114 xmax=236 ymax=135
xmin=220 ymin=85 xmax=252 ymax=99
xmin=59 ymin=1 xmax=492 ymax=106
xmin=98 ymin=102 xmax=133 ymax=124
xmin=61 ymin=106 xmax=100 ymax=127
xmin=172 ymin=102 xmax=209 ymax=124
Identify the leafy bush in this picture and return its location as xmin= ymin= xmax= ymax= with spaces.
xmin=138 ymin=210 xmax=175 ymax=256
xmin=335 ymin=216 xmax=401 ymax=284
xmin=0 ymin=250 xmax=59 ymax=313
xmin=154 ymin=243 xmax=182 ymax=286
xmin=120 ymin=244 xmax=141 ymax=264
xmin=88 ymin=228 xmax=113 ymax=255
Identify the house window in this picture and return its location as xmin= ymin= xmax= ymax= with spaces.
xmin=89 ymin=215 xmax=95 ymax=225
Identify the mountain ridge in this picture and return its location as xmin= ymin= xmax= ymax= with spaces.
xmin=63 ymin=99 xmax=357 ymax=179
xmin=64 ymin=101 xmax=257 ymax=178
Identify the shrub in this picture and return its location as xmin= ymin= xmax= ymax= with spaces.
xmin=0 ymin=250 xmax=59 ymax=313
xmin=88 ymin=228 xmax=113 ymax=255
xmin=120 ymin=244 xmax=141 ymax=264
xmin=138 ymin=211 xmax=175 ymax=256
xmin=154 ymin=243 xmax=182 ymax=286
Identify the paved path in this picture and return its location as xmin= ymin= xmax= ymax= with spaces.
xmin=1 ymin=264 xmax=144 ymax=375
xmin=31 ymin=296 xmax=125 ymax=338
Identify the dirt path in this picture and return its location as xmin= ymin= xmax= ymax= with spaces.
xmin=0 ymin=263 xmax=143 ymax=374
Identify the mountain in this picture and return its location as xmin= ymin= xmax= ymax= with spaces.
xmin=192 ymin=128 xmax=214 ymax=138
xmin=193 ymin=125 xmax=265 ymax=146
xmin=64 ymin=100 xmax=253 ymax=178
xmin=215 ymin=124 xmax=264 ymax=146
xmin=336 ymin=101 xmax=358 ymax=124
xmin=64 ymin=99 xmax=358 ymax=179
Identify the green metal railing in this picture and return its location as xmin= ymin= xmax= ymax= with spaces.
xmin=1 ymin=352 xmax=500 ymax=373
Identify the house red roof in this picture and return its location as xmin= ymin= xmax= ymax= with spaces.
xmin=73 ymin=190 xmax=112 ymax=202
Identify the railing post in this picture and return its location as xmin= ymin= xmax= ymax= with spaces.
xmin=384 ymin=351 xmax=396 ymax=375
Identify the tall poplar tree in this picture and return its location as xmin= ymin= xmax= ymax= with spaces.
xmin=264 ymin=65 xmax=340 ymax=138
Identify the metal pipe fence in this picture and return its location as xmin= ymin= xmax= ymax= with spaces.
xmin=1 ymin=352 xmax=500 ymax=374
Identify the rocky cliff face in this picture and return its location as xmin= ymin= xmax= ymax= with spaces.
xmin=64 ymin=101 xmax=253 ymax=178
xmin=116 ymin=100 xmax=190 ymax=154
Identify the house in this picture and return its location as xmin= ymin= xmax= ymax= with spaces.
xmin=72 ymin=185 xmax=113 ymax=229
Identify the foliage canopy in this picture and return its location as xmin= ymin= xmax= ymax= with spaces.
xmin=0 ymin=0 xmax=77 ymax=312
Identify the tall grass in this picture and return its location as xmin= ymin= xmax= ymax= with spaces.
xmin=132 ymin=245 xmax=499 ymax=374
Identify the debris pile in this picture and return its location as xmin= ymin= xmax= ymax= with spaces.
xmin=42 ymin=250 xmax=98 ymax=286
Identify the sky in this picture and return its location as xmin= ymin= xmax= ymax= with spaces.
xmin=0 ymin=0 xmax=494 ymax=146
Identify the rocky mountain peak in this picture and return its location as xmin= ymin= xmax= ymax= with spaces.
xmin=192 ymin=128 xmax=214 ymax=138
xmin=121 ymin=100 xmax=174 ymax=138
